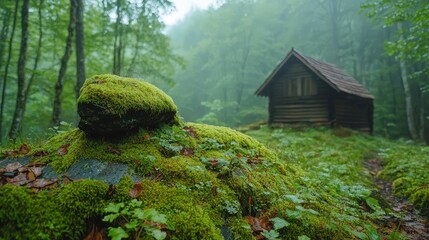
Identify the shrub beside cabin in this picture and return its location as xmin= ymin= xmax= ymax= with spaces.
xmin=255 ymin=49 xmax=374 ymax=133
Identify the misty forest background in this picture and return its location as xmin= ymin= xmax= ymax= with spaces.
xmin=0 ymin=0 xmax=428 ymax=145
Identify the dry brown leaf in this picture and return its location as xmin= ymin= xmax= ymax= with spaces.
xmin=5 ymin=150 xmax=18 ymax=157
xmin=27 ymin=178 xmax=56 ymax=188
xmin=29 ymin=166 xmax=43 ymax=177
xmin=7 ymin=172 xmax=30 ymax=186
xmin=143 ymin=134 xmax=151 ymax=141
xmin=184 ymin=126 xmax=197 ymax=138
xmin=210 ymin=159 xmax=219 ymax=166
xmin=128 ymin=182 xmax=143 ymax=198
xmin=18 ymin=144 xmax=30 ymax=154
xmin=33 ymin=150 xmax=49 ymax=157
xmin=180 ymin=147 xmax=194 ymax=157
xmin=27 ymin=171 xmax=36 ymax=181
xmin=58 ymin=144 xmax=70 ymax=156
xmin=5 ymin=162 xmax=23 ymax=172
xmin=245 ymin=216 xmax=264 ymax=233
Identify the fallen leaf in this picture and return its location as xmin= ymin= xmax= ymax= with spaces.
xmin=128 ymin=182 xmax=143 ymax=198
xmin=180 ymin=147 xmax=194 ymax=157
xmin=18 ymin=144 xmax=30 ymax=154
xmin=5 ymin=162 xmax=23 ymax=172
xmin=33 ymin=150 xmax=48 ymax=157
xmin=5 ymin=150 xmax=18 ymax=157
xmin=27 ymin=178 xmax=56 ymax=188
xmin=184 ymin=126 xmax=197 ymax=138
xmin=27 ymin=171 xmax=36 ymax=181
xmin=18 ymin=166 xmax=29 ymax=172
xmin=245 ymin=216 xmax=264 ymax=233
xmin=58 ymin=144 xmax=70 ymax=156
xmin=143 ymin=134 xmax=151 ymax=141
xmin=7 ymin=172 xmax=30 ymax=186
xmin=210 ymin=159 xmax=219 ymax=167
xmin=29 ymin=166 xmax=43 ymax=177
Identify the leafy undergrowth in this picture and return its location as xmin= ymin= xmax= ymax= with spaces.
xmin=1 ymin=124 xmax=427 ymax=239
xmin=376 ymin=142 xmax=429 ymax=215
xmin=247 ymin=126 xmax=429 ymax=238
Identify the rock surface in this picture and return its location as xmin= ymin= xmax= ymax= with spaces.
xmin=77 ymin=74 xmax=177 ymax=136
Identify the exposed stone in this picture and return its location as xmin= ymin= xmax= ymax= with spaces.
xmin=77 ymin=74 xmax=178 ymax=136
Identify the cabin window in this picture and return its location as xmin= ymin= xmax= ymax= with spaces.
xmin=285 ymin=76 xmax=317 ymax=96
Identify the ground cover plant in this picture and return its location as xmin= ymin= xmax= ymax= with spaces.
xmin=0 ymin=123 xmax=414 ymax=240
xmin=247 ymin=126 xmax=429 ymax=239
xmin=1 ymin=76 xmax=428 ymax=239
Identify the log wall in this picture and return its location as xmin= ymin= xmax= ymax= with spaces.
xmin=269 ymin=62 xmax=334 ymax=125
xmin=335 ymin=96 xmax=373 ymax=132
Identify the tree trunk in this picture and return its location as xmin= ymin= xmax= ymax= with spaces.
xmin=419 ymin=92 xmax=425 ymax=140
xmin=112 ymin=0 xmax=122 ymax=75
xmin=52 ymin=0 xmax=76 ymax=126
xmin=75 ymin=0 xmax=85 ymax=97
xmin=9 ymin=0 xmax=30 ymax=141
xmin=21 ymin=0 xmax=44 ymax=131
xmin=0 ymin=5 xmax=11 ymax=70
xmin=397 ymin=23 xmax=418 ymax=139
xmin=0 ymin=0 xmax=18 ymax=144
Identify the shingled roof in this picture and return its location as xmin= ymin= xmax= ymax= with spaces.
xmin=255 ymin=49 xmax=374 ymax=99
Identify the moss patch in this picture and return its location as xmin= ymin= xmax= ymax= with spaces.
xmin=78 ymin=74 xmax=177 ymax=117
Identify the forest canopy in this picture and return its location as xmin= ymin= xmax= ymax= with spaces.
xmin=0 ymin=0 xmax=428 ymax=144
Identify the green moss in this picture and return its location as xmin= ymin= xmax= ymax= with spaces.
xmin=392 ymin=177 xmax=414 ymax=196
xmin=0 ymin=180 xmax=109 ymax=240
xmin=56 ymin=180 xmax=108 ymax=238
xmin=171 ymin=206 xmax=224 ymax=240
xmin=410 ymin=189 xmax=429 ymax=213
xmin=78 ymin=74 xmax=177 ymax=116
xmin=188 ymin=122 xmax=276 ymax=159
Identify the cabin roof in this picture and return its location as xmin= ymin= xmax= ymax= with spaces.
xmin=255 ymin=49 xmax=374 ymax=99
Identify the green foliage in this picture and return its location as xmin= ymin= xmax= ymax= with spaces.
xmin=102 ymin=199 xmax=168 ymax=240
xmin=4 ymin=122 xmax=426 ymax=239
xmin=378 ymin=144 xmax=429 ymax=213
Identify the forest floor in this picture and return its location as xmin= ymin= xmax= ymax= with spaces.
xmin=364 ymin=158 xmax=429 ymax=240
xmin=246 ymin=126 xmax=429 ymax=240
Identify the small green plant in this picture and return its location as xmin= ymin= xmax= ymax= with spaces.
xmin=261 ymin=217 xmax=290 ymax=240
xmin=103 ymin=199 xmax=169 ymax=240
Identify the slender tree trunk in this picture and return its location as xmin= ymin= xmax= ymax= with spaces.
xmin=112 ymin=0 xmax=121 ymax=75
xmin=21 ymin=0 xmax=44 ymax=131
xmin=0 ymin=6 xmax=11 ymax=70
xmin=52 ymin=0 xmax=76 ymax=126
xmin=9 ymin=0 xmax=30 ymax=141
xmin=419 ymin=92 xmax=425 ymax=140
xmin=397 ymin=23 xmax=418 ymax=139
xmin=75 ymin=0 xmax=85 ymax=97
xmin=0 ymin=0 xmax=18 ymax=144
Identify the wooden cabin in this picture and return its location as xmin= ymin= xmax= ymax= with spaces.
xmin=255 ymin=49 xmax=374 ymax=133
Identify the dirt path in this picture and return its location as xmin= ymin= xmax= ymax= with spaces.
xmin=364 ymin=158 xmax=429 ymax=240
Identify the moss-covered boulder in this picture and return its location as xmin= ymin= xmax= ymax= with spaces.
xmin=77 ymin=74 xmax=177 ymax=136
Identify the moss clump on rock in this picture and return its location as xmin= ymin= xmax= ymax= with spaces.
xmin=77 ymin=74 xmax=178 ymax=136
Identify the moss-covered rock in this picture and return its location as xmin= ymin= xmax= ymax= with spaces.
xmin=77 ymin=74 xmax=178 ymax=136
